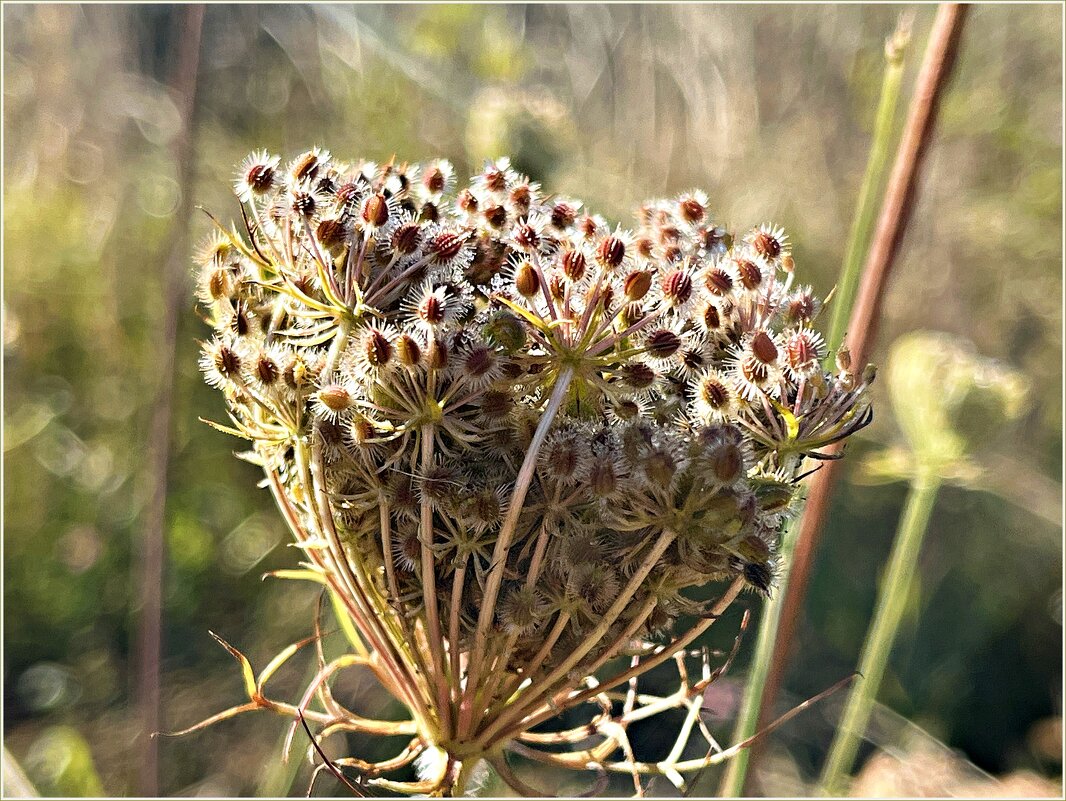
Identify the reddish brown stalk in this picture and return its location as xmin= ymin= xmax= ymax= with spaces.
xmin=133 ymin=5 xmax=204 ymax=796
xmin=751 ymin=1 xmax=970 ymax=770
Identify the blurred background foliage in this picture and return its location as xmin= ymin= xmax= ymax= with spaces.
xmin=3 ymin=3 xmax=1061 ymax=796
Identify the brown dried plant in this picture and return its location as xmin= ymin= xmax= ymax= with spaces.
xmin=178 ymin=150 xmax=871 ymax=796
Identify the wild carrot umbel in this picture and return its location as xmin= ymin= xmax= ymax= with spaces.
xmin=187 ymin=150 xmax=871 ymax=795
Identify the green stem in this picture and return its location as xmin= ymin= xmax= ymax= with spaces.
xmin=819 ymin=469 xmax=941 ymax=795
xmin=718 ymin=516 xmax=799 ymax=796
xmin=824 ymin=20 xmax=911 ymax=366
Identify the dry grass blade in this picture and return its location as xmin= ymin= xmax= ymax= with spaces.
xmin=298 ymin=710 xmax=368 ymax=797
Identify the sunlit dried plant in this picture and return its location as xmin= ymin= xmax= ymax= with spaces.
xmin=183 ymin=148 xmax=871 ymax=796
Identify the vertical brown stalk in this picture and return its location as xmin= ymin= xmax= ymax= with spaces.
xmin=751 ymin=0 xmax=969 ymax=769
xmin=134 ymin=5 xmax=205 ymax=795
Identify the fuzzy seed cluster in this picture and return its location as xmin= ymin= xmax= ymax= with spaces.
xmin=198 ymin=149 xmax=871 ymax=681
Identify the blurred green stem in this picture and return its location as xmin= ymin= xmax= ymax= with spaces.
xmin=717 ymin=517 xmax=797 ymax=796
xmin=825 ymin=16 xmax=912 ymax=365
xmin=719 ymin=18 xmax=911 ymax=797
xmin=819 ymin=469 xmax=942 ymax=795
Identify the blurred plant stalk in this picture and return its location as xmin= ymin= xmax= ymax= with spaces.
xmin=134 ymin=5 xmax=204 ymax=796
xmin=718 ymin=13 xmax=913 ymax=797
xmin=723 ymin=4 xmax=971 ymax=794
xmin=819 ymin=332 xmax=1027 ymax=794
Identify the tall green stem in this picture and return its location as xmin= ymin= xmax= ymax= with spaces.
xmin=824 ymin=20 xmax=911 ymax=366
xmin=819 ymin=470 xmax=942 ymax=795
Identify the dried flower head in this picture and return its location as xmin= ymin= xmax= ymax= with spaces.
xmin=191 ymin=150 xmax=872 ymax=796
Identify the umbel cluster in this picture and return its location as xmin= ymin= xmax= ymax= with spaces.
xmin=195 ymin=148 xmax=871 ymax=786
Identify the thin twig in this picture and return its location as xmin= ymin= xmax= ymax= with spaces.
xmin=753 ymin=0 xmax=970 ymax=774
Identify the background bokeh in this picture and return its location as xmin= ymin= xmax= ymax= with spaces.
xmin=3 ymin=3 xmax=1062 ymax=797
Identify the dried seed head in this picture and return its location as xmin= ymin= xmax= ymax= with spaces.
xmin=705 ymin=265 xmax=734 ymax=296
xmin=479 ymin=389 xmax=513 ymax=420
xmin=254 ymin=353 xmax=280 ymax=386
xmin=316 ymin=218 xmax=347 ymax=250
xmin=735 ymin=259 xmax=764 ymax=291
xmin=514 ymin=223 xmax=540 ymax=252
xmin=588 ymin=459 xmax=619 ymax=497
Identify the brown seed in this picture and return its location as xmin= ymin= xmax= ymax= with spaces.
xmin=429 ymin=231 xmax=465 ymax=263
xmin=255 ymin=355 xmax=279 ymax=385
xmin=786 ymin=332 xmax=817 ymax=369
xmin=421 ymin=202 xmax=440 ymax=223
xmin=365 ymin=329 xmax=392 ymax=367
xmin=216 ymin=346 xmax=241 ymax=377
xmin=597 ymin=236 xmax=626 ymax=268
xmin=679 ymin=198 xmax=705 ymax=223
xmin=751 ymin=230 xmax=781 ymax=259
xmin=423 ymin=166 xmax=446 ymax=194
xmin=457 ymin=188 xmax=479 ymax=213
xmin=551 ymin=202 xmax=577 ymax=229
xmin=418 ymin=293 xmax=446 ymax=325
xmin=362 ymin=193 xmax=390 ymax=227
xmin=335 ymin=181 xmax=361 ymax=206
xmin=751 ymin=331 xmax=778 ymax=364
xmin=479 ymin=389 xmax=513 ymax=419
xmin=316 ymin=218 xmax=347 ymax=249
xmin=703 ymin=303 xmax=721 ymax=330
xmin=484 ymin=168 xmax=507 ymax=193
xmin=292 ymin=151 xmax=318 ymax=181
xmin=662 ymin=269 xmax=693 ymax=305
xmin=396 ymin=334 xmax=422 ymax=366
xmin=624 ymin=270 xmax=653 ymax=301
xmin=562 ymin=249 xmax=587 ymax=282
xmin=291 ymin=191 xmax=316 ymax=218
xmin=549 ymin=274 xmax=566 ymax=302
xmin=514 ymin=261 xmax=540 ymax=297
xmin=391 ymin=222 xmax=422 ymax=254
xmin=700 ymin=376 xmax=729 ymax=408
xmin=514 ymin=223 xmax=540 ymax=251
xmin=427 ymin=338 xmax=449 ymax=369
xmin=646 ymin=329 xmax=682 ymax=358
xmin=736 ymin=259 xmax=763 ymax=290
xmin=621 ymin=362 xmax=656 ymax=389
xmin=699 ymin=226 xmax=723 ymax=251
xmin=705 ymin=267 xmax=733 ymax=296
xmin=246 ymin=163 xmax=275 ymax=193
xmin=589 ymin=461 xmax=618 ymax=497
xmin=318 ymin=385 xmax=352 ymax=412
xmin=510 ymin=185 xmax=532 ymax=214
xmin=483 ymin=204 xmax=507 ymax=228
